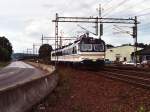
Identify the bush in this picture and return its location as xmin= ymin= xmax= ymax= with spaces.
xmin=0 ymin=36 xmax=13 ymax=61
xmin=39 ymin=44 xmax=53 ymax=59
xmin=0 ymin=47 xmax=10 ymax=61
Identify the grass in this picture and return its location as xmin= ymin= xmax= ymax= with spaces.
xmin=30 ymin=67 xmax=71 ymax=112
xmin=72 ymin=104 xmax=85 ymax=112
xmin=0 ymin=62 xmax=9 ymax=68
xmin=137 ymin=105 xmax=146 ymax=112
xmin=29 ymin=66 xmax=90 ymax=112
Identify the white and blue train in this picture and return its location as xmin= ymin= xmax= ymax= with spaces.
xmin=51 ymin=34 xmax=105 ymax=67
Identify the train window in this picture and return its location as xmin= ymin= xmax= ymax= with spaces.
xmin=69 ymin=48 xmax=73 ymax=54
xmin=64 ymin=50 xmax=67 ymax=55
xmin=146 ymin=56 xmax=150 ymax=60
xmin=124 ymin=57 xmax=127 ymax=61
xmin=62 ymin=48 xmax=72 ymax=55
xmin=62 ymin=50 xmax=65 ymax=55
xmin=52 ymin=51 xmax=62 ymax=56
xmin=57 ymin=51 xmax=62 ymax=56
xmin=52 ymin=53 xmax=56 ymax=56
xmin=80 ymin=44 xmax=92 ymax=52
xmin=73 ymin=47 xmax=77 ymax=54
xmin=93 ymin=44 xmax=104 ymax=51
xmin=74 ymin=46 xmax=77 ymax=54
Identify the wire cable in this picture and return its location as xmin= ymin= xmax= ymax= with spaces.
xmin=103 ymin=0 xmax=129 ymax=17
xmin=102 ymin=0 xmax=114 ymax=8
xmin=104 ymin=0 xmax=148 ymax=18
xmin=137 ymin=12 xmax=150 ymax=17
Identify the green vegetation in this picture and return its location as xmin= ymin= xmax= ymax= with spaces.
xmin=137 ymin=106 xmax=146 ymax=112
xmin=39 ymin=44 xmax=53 ymax=58
xmin=106 ymin=44 xmax=114 ymax=48
xmin=121 ymin=43 xmax=150 ymax=48
xmin=30 ymin=67 xmax=91 ymax=112
xmin=0 ymin=62 xmax=9 ymax=68
xmin=0 ymin=36 xmax=13 ymax=62
xmin=30 ymin=68 xmax=71 ymax=111
xmin=72 ymin=104 xmax=84 ymax=112
xmin=38 ymin=44 xmax=52 ymax=63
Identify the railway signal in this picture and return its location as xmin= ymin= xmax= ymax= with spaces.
xmin=100 ymin=24 xmax=103 ymax=37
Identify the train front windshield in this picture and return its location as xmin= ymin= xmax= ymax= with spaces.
xmin=79 ymin=37 xmax=105 ymax=52
xmin=80 ymin=44 xmax=92 ymax=51
xmin=93 ymin=44 xmax=104 ymax=51
xmin=80 ymin=43 xmax=104 ymax=52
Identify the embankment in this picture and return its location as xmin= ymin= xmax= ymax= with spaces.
xmin=0 ymin=62 xmax=58 ymax=112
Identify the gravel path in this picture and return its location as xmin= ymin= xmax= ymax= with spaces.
xmin=30 ymin=66 xmax=150 ymax=112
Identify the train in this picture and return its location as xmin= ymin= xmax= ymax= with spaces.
xmin=51 ymin=34 xmax=106 ymax=67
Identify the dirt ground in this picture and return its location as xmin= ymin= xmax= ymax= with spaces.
xmin=29 ymin=66 xmax=150 ymax=112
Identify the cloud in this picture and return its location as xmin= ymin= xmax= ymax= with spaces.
xmin=42 ymin=4 xmax=54 ymax=8
xmin=0 ymin=0 xmax=150 ymax=53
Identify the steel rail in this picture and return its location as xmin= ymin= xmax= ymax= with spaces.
xmin=98 ymin=71 xmax=150 ymax=89
xmin=103 ymin=68 xmax=150 ymax=75
xmin=94 ymin=70 xmax=150 ymax=89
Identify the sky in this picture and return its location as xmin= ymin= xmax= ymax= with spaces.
xmin=0 ymin=0 xmax=150 ymax=53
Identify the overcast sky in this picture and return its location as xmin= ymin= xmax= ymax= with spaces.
xmin=0 ymin=0 xmax=150 ymax=53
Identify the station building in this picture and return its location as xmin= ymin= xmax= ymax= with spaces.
xmin=105 ymin=45 xmax=143 ymax=62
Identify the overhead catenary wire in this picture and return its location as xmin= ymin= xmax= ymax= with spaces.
xmin=113 ymin=25 xmax=133 ymax=35
xmin=139 ymin=20 xmax=150 ymax=26
xmin=100 ymin=0 xmax=150 ymax=32
xmin=102 ymin=0 xmax=129 ymax=17
xmin=139 ymin=24 xmax=150 ymax=30
xmin=127 ymin=0 xmax=147 ymax=9
xmin=120 ymin=0 xmax=148 ymax=17
xmin=126 ymin=7 xmax=150 ymax=18
xmin=102 ymin=0 xmax=114 ymax=8
xmin=103 ymin=0 xmax=148 ymax=18
xmin=136 ymin=12 xmax=150 ymax=17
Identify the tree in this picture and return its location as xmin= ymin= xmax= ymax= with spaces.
xmin=121 ymin=43 xmax=132 ymax=46
xmin=0 ymin=36 xmax=13 ymax=61
xmin=106 ymin=44 xmax=114 ymax=49
xmin=39 ymin=44 xmax=53 ymax=59
xmin=136 ymin=43 xmax=148 ymax=48
xmin=0 ymin=47 xmax=10 ymax=61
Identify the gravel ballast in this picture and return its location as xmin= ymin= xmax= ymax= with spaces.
xmin=30 ymin=66 xmax=150 ymax=112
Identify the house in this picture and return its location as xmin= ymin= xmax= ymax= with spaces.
xmin=131 ymin=46 xmax=150 ymax=62
xmin=105 ymin=45 xmax=143 ymax=62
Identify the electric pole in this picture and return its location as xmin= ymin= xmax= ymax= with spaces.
xmin=60 ymin=30 xmax=64 ymax=48
xmin=41 ymin=34 xmax=44 ymax=45
xmin=113 ymin=22 xmax=138 ymax=67
xmin=95 ymin=17 xmax=98 ymax=35
xmin=133 ymin=16 xmax=138 ymax=67
xmin=33 ymin=44 xmax=35 ymax=55
xmin=52 ymin=11 xmax=140 ymax=67
xmin=99 ymin=4 xmax=103 ymax=39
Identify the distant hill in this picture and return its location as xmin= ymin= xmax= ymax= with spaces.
xmin=12 ymin=53 xmax=38 ymax=61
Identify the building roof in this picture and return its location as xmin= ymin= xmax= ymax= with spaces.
xmin=132 ymin=46 xmax=150 ymax=55
xmin=107 ymin=44 xmax=140 ymax=50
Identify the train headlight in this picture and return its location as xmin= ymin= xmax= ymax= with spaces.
xmin=92 ymin=59 xmax=96 ymax=62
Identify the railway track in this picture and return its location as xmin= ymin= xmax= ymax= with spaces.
xmin=58 ymin=64 xmax=150 ymax=89
xmin=102 ymin=68 xmax=150 ymax=78
xmin=93 ymin=67 xmax=150 ymax=89
xmin=105 ymin=65 xmax=150 ymax=72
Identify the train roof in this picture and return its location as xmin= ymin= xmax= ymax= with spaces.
xmin=52 ymin=34 xmax=105 ymax=52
